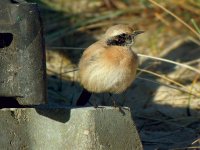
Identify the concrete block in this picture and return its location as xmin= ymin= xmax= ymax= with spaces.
xmin=0 ymin=107 xmax=142 ymax=150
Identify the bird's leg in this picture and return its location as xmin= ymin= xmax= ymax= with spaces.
xmin=121 ymin=91 xmax=127 ymax=106
xmin=88 ymin=94 xmax=101 ymax=108
xmin=93 ymin=96 xmax=99 ymax=108
xmin=109 ymin=93 xmax=126 ymax=115
xmin=109 ymin=93 xmax=117 ymax=107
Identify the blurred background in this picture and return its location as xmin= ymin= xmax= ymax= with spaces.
xmin=27 ymin=0 xmax=200 ymax=149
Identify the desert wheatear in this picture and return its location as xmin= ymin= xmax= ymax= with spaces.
xmin=76 ymin=24 xmax=143 ymax=106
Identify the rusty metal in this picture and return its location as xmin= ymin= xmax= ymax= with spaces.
xmin=0 ymin=0 xmax=46 ymax=105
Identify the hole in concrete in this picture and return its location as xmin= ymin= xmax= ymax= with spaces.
xmin=0 ymin=97 xmax=24 ymax=109
xmin=0 ymin=33 xmax=13 ymax=48
xmin=10 ymin=0 xmax=19 ymax=3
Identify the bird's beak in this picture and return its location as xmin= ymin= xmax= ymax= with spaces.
xmin=132 ymin=30 xmax=144 ymax=37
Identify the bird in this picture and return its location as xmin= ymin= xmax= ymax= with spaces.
xmin=76 ymin=24 xmax=143 ymax=106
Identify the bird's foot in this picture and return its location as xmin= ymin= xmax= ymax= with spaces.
xmin=112 ymin=100 xmax=126 ymax=115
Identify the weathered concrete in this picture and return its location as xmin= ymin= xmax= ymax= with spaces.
xmin=0 ymin=107 xmax=142 ymax=150
xmin=0 ymin=0 xmax=46 ymax=105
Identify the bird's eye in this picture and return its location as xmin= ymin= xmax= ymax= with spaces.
xmin=127 ymin=35 xmax=132 ymax=40
xmin=121 ymin=33 xmax=126 ymax=37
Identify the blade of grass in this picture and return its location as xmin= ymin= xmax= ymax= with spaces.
xmin=148 ymin=0 xmax=200 ymax=39
xmin=138 ymin=53 xmax=200 ymax=74
xmin=187 ymin=74 xmax=200 ymax=116
xmin=46 ymin=8 xmax=141 ymax=42
xmin=191 ymin=19 xmax=200 ymax=34
xmin=137 ymin=68 xmax=200 ymax=97
xmin=136 ymin=76 xmax=199 ymax=97
xmin=46 ymin=10 xmax=125 ymax=42
xmin=137 ymin=68 xmax=186 ymax=88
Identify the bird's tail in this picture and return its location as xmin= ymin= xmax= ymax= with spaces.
xmin=76 ymin=88 xmax=92 ymax=106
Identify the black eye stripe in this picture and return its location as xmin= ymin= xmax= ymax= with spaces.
xmin=106 ymin=33 xmax=133 ymax=46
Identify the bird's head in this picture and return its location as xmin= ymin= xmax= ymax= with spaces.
xmin=105 ymin=24 xmax=144 ymax=47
